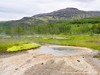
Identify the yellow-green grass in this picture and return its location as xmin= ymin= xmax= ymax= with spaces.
xmin=42 ymin=38 xmax=50 ymax=40
xmin=32 ymin=35 xmax=100 ymax=51
xmin=0 ymin=38 xmax=40 ymax=53
xmin=7 ymin=43 xmax=40 ymax=52
xmin=0 ymin=39 xmax=29 ymax=53
xmin=0 ymin=35 xmax=100 ymax=54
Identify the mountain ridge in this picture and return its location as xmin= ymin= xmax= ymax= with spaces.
xmin=1 ymin=7 xmax=100 ymax=26
xmin=23 ymin=8 xmax=100 ymax=19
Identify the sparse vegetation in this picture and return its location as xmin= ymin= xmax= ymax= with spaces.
xmin=93 ymin=52 xmax=100 ymax=58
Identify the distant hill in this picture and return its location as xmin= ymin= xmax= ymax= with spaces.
xmin=1 ymin=8 xmax=100 ymax=26
xmin=0 ymin=16 xmax=100 ymax=35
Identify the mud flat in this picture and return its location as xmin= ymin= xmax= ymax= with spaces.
xmin=0 ymin=45 xmax=100 ymax=75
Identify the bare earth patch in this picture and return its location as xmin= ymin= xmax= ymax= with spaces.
xmin=0 ymin=45 xmax=100 ymax=75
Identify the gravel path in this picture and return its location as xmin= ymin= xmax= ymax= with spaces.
xmin=0 ymin=45 xmax=100 ymax=75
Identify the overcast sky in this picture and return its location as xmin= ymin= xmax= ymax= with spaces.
xmin=0 ymin=0 xmax=100 ymax=21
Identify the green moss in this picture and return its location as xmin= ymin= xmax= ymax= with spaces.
xmin=7 ymin=43 xmax=40 ymax=52
xmin=93 ymin=55 xmax=100 ymax=58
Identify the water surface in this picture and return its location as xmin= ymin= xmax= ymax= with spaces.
xmin=39 ymin=45 xmax=82 ymax=56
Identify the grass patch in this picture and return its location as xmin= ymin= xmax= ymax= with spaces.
xmin=32 ymin=34 xmax=100 ymax=50
xmin=93 ymin=55 xmax=100 ymax=58
xmin=7 ymin=43 xmax=40 ymax=52
xmin=0 ymin=35 xmax=100 ymax=53
xmin=0 ymin=38 xmax=40 ymax=54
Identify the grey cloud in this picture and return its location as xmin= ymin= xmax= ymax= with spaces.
xmin=0 ymin=0 xmax=100 ymax=21
xmin=71 ymin=0 xmax=95 ymax=2
xmin=0 ymin=7 xmax=28 ymax=14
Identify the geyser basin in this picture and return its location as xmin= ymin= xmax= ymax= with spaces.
xmin=38 ymin=45 xmax=83 ymax=56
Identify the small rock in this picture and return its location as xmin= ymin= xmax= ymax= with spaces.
xmin=33 ymin=56 xmax=36 ymax=58
xmin=41 ymin=63 xmax=44 ymax=65
xmin=77 ymin=60 xmax=80 ymax=62
xmin=15 ymin=68 xmax=18 ymax=70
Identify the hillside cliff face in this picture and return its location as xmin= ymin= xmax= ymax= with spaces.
xmin=1 ymin=8 xmax=100 ymax=26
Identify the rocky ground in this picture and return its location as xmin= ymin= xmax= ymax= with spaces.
xmin=0 ymin=45 xmax=100 ymax=75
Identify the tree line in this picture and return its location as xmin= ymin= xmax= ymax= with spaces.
xmin=0 ymin=17 xmax=100 ymax=36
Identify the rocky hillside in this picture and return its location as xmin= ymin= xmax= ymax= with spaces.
xmin=1 ymin=8 xmax=100 ymax=26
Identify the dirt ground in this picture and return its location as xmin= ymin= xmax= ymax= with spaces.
xmin=0 ymin=45 xmax=100 ymax=75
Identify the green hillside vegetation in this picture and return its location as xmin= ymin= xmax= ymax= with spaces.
xmin=0 ymin=17 xmax=100 ymax=35
xmin=0 ymin=17 xmax=100 ymax=53
xmin=69 ymin=17 xmax=100 ymax=24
